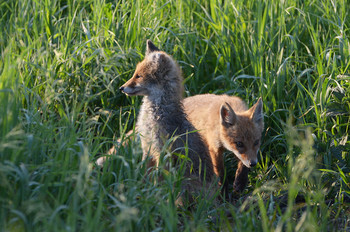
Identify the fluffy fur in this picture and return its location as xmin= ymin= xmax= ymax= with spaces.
xmin=120 ymin=40 xmax=216 ymax=204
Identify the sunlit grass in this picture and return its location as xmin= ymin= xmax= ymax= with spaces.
xmin=0 ymin=0 xmax=349 ymax=231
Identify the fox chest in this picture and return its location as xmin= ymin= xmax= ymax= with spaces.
xmin=137 ymin=105 xmax=170 ymax=152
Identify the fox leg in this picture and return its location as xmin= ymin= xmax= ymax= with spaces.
xmin=233 ymin=160 xmax=250 ymax=193
xmin=208 ymin=149 xmax=224 ymax=180
xmin=142 ymin=153 xmax=157 ymax=169
xmin=208 ymin=147 xmax=229 ymax=196
xmin=96 ymin=129 xmax=138 ymax=167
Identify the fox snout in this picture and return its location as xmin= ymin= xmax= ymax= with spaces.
xmin=240 ymin=156 xmax=258 ymax=168
xmin=119 ymin=85 xmax=136 ymax=95
xmin=119 ymin=85 xmax=130 ymax=94
xmin=119 ymin=79 xmax=144 ymax=96
xmin=249 ymin=159 xmax=257 ymax=167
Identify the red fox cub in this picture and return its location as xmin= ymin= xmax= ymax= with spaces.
xmin=183 ymin=95 xmax=264 ymax=193
xmin=119 ymin=40 xmax=216 ymax=204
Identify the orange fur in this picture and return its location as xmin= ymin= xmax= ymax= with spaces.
xmin=183 ymin=94 xmax=264 ymax=193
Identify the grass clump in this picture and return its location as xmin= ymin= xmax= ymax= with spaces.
xmin=0 ymin=0 xmax=349 ymax=231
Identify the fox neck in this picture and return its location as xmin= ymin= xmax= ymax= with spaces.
xmin=143 ymin=93 xmax=183 ymax=116
xmin=141 ymin=82 xmax=186 ymax=134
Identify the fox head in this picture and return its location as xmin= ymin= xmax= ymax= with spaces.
xmin=120 ymin=40 xmax=183 ymax=99
xmin=220 ymin=98 xmax=264 ymax=168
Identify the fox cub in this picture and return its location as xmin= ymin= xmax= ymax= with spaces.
xmin=183 ymin=94 xmax=264 ymax=193
xmin=119 ymin=40 xmax=216 ymax=203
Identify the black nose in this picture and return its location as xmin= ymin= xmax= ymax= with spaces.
xmin=119 ymin=86 xmax=124 ymax=91
xmin=250 ymin=160 xmax=257 ymax=167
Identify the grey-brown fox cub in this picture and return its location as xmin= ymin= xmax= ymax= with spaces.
xmin=119 ymin=40 xmax=217 ymax=205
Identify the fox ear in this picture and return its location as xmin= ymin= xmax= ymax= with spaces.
xmin=146 ymin=40 xmax=160 ymax=56
xmin=220 ymin=102 xmax=236 ymax=127
xmin=250 ymin=97 xmax=264 ymax=125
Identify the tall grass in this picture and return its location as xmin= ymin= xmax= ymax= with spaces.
xmin=0 ymin=0 xmax=349 ymax=231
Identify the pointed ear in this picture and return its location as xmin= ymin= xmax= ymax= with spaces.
xmin=146 ymin=40 xmax=160 ymax=56
xmin=220 ymin=102 xmax=236 ymax=127
xmin=250 ymin=97 xmax=264 ymax=125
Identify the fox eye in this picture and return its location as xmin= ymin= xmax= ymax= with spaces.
xmin=254 ymin=140 xmax=260 ymax=146
xmin=135 ymin=74 xmax=141 ymax=79
xmin=235 ymin=141 xmax=244 ymax=148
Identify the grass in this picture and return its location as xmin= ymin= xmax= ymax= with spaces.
xmin=0 ymin=0 xmax=349 ymax=231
